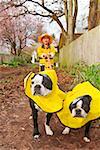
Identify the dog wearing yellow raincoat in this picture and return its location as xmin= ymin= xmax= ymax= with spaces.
xmin=24 ymin=69 xmax=66 ymax=138
xmin=57 ymin=82 xmax=100 ymax=142
xmin=24 ymin=69 xmax=100 ymax=142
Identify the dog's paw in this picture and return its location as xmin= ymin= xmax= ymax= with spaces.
xmin=33 ymin=130 xmax=40 ymax=139
xmin=29 ymin=115 xmax=32 ymax=119
xmin=33 ymin=134 xmax=40 ymax=139
xmin=62 ymin=127 xmax=70 ymax=135
xmin=45 ymin=124 xmax=53 ymax=136
xmin=83 ymin=137 xmax=91 ymax=143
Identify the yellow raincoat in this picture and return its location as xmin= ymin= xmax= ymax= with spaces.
xmin=37 ymin=45 xmax=56 ymax=65
xmin=57 ymin=82 xmax=100 ymax=128
xmin=24 ymin=70 xmax=66 ymax=113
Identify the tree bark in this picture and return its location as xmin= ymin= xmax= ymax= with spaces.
xmin=68 ymin=0 xmax=73 ymax=42
xmin=12 ymin=42 xmax=17 ymax=55
xmin=63 ymin=0 xmax=68 ymax=31
xmin=88 ymin=0 xmax=98 ymax=30
xmin=96 ymin=0 xmax=100 ymax=25
xmin=73 ymin=0 xmax=78 ymax=34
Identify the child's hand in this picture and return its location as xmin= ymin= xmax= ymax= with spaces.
xmin=41 ymin=53 xmax=47 ymax=58
xmin=49 ymin=53 xmax=54 ymax=59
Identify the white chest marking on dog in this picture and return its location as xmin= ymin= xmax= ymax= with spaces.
xmin=62 ymin=127 xmax=70 ymax=135
xmin=45 ymin=123 xmax=53 ymax=136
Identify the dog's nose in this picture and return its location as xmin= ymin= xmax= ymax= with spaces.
xmin=76 ymin=109 xmax=81 ymax=114
xmin=34 ymin=85 xmax=41 ymax=89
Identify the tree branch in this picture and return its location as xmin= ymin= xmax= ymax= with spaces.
xmin=1 ymin=0 xmax=67 ymax=33
xmin=27 ymin=0 xmax=54 ymax=14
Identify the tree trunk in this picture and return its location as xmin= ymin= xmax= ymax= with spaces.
xmin=64 ymin=0 xmax=68 ymax=31
xmin=11 ymin=47 xmax=14 ymax=55
xmin=13 ymin=47 xmax=17 ymax=55
xmin=18 ymin=39 xmax=22 ymax=56
xmin=68 ymin=0 xmax=73 ymax=42
xmin=18 ymin=49 xmax=21 ymax=56
xmin=59 ymin=30 xmax=69 ymax=49
xmin=88 ymin=0 xmax=98 ymax=30
xmin=73 ymin=0 xmax=78 ymax=34
xmin=96 ymin=0 xmax=100 ymax=25
xmin=11 ymin=42 xmax=17 ymax=55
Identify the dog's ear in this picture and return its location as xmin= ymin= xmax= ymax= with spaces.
xmin=82 ymin=95 xmax=92 ymax=113
xmin=86 ymin=95 xmax=92 ymax=104
xmin=42 ymin=74 xmax=53 ymax=90
xmin=82 ymin=95 xmax=92 ymax=105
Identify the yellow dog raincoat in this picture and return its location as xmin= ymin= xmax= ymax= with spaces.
xmin=24 ymin=70 xmax=66 ymax=113
xmin=57 ymin=82 xmax=100 ymax=128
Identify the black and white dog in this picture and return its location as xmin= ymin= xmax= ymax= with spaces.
xmin=69 ymin=95 xmax=91 ymax=118
xmin=29 ymin=74 xmax=53 ymax=139
xmin=29 ymin=75 xmax=97 ymax=143
xmin=62 ymin=95 xmax=92 ymax=142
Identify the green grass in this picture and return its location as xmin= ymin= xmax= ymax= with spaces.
xmin=68 ymin=63 xmax=100 ymax=90
xmin=0 ymin=54 xmax=32 ymax=67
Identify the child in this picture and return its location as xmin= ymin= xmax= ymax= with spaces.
xmin=37 ymin=33 xmax=56 ymax=71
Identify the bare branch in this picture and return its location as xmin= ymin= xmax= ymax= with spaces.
xmin=52 ymin=14 xmax=66 ymax=32
xmin=27 ymin=0 xmax=54 ymax=14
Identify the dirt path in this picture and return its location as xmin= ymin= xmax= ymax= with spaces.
xmin=0 ymin=66 xmax=100 ymax=150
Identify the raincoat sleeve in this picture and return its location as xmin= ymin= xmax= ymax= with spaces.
xmin=49 ymin=45 xmax=56 ymax=57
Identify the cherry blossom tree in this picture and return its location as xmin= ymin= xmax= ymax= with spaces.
xmin=0 ymin=4 xmax=44 ymax=55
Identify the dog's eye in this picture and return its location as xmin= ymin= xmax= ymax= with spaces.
xmin=32 ymin=81 xmax=34 ymax=84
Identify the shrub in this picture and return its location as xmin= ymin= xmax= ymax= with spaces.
xmin=4 ymin=54 xmax=32 ymax=67
xmin=69 ymin=63 xmax=100 ymax=90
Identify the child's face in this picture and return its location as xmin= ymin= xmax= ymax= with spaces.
xmin=42 ymin=37 xmax=50 ymax=45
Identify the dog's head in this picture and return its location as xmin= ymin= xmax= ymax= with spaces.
xmin=31 ymin=74 xmax=53 ymax=96
xmin=69 ymin=95 xmax=92 ymax=118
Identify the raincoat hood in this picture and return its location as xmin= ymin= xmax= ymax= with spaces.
xmin=24 ymin=70 xmax=66 ymax=113
xmin=57 ymin=82 xmax=100 ymax=128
